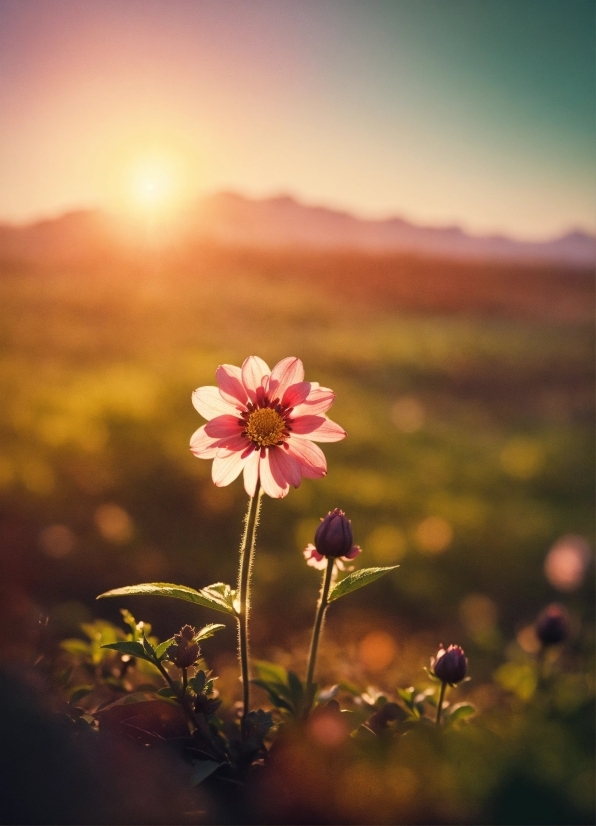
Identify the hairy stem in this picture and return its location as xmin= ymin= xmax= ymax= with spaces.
xmin=436 ymin=681 xmax=447 ymax=726
xmin=237 ymin=481 xmax=262 ymax=721
xmin=305 ymin=557 xmax=335 ymax=714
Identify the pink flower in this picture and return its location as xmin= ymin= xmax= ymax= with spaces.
xmin=190 ymin=356 xmax=346 ymax=499
xmin=303 ymin=544 xmax=362 ymax=571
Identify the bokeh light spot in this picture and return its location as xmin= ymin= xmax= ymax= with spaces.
xmin=500 ymin=437 xmax=544 ymax=479
xmin=544 ymin=535 xmax=591 ymax=591
xmin=367 ymin=525 xmax=407 ymax=562
xmin=39 ymin=524 xmax=77 ymax=559
xmin=358 ymin=630 xmax=397 ymax=673
xmin=94 ymin=503 xmax=133 ymax=543
xmin=414 ymin=516 xmax=453 ymax=554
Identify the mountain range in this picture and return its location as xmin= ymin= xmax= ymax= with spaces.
xmin=0 ymin=192 xmax=594 ymax=266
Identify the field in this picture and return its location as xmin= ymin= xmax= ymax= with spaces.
xmin=0 ymin=245 xmax=593 ymax=823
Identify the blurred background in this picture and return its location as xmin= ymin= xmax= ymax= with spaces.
xmin=0 ymin=1 xmax=593 ymax=821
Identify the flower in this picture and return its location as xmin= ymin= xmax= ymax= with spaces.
xmin=535 ymin=604 xmax=570 ymax=646
xmin=190 ymin=356 xmax=346 ymax=498
xmin=168 ymin=625 xmax=201 ymax=669
xmin=431 ymin=644 xmax=468 ymax=684
xmin=303 ymin=508 xmax=362 ymax=569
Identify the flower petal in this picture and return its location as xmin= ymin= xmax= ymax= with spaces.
xmin=285 ymin=435 xmax=327 ymax=478
xmin=211 ymin=451 xmax=246 ymax=487
xmin=293 ymin=387 xmax=335 ymax=417
xmin=205 ymin=415 xmax=243 ymax=438
xmin=282 ymin=382 xmax=312 ymax=409
xmin=269 ymin=445 xmax=302 ymax=488
xmin=259 ymin=451 xmax=290 ymax=498
xmin=215 ymin=433 xmax=251 ymax=455
xmin=189 ymin=425 xmax=219 ymax=458
xmin=290 ymin=415 xmax=346 ymax=442
xmin=192 ymin=386 xmax=239 ymax=420
xmin=241 ymin=356 xmax=271 ymax=403
xmin=243 ymin=448 xmax=260 ymax=497
xmin=216 ymin=364 xmax=248 ymax=406
xmin=269 ymin=357 xmax=305 ymax=401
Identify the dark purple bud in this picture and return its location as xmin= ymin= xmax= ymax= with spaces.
xmin=314 ymin=509 xmax=354 ymax=558
xmin=169 ymin=625 xmax=201 ymax=669
xmin=431 ymin=644 xmax=468 ymax=684
xmin=535 ymin=604 xmax=570 ymax=646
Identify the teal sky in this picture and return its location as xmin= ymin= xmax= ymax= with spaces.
xmin=0 ymin=0 xmax=593 ymax=237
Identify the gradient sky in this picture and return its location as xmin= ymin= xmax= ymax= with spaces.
xmin=0 ymin=0 xmax=594 ymax=238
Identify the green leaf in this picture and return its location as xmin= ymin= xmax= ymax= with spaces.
xmin=101 ymin=641 xmax=155 ymax=664
xmin=60 ymin=639 xmax=91 ymax=657
xmin=154 ymin=638 xmax=175 ymax=660
xmin=446 ymin=703 xmax=477 ymax=723
xmin=194 ymin=623 xmax=226 ymax=642
xmin=97 ymin=582 xmax=237 ymax=616
xmin=251 ymin=680 xmax=294 ymax=712
xmin=253 ymin=660 xmax=288 ymax=686
xmin=69 ymin=685 xmax=93 ymax=705
xmin=190 ymin=760 xmax=222 ymax=786
xmin=328 ymin=566 xmax=399 ymax=602
xmin=287 ymin=671 xmax=304 ymax=709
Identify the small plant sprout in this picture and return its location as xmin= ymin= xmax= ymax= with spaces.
xmin=430 ymin=644 xmax=468 ymax=725
xmin=304 ymin=509 xmax=398 ymax=713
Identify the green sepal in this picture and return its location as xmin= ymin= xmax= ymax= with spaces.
xmin=328 ymin=566 xmax=399 ymax=602
xmin=97 ymin=582 xmax=237 ymax=616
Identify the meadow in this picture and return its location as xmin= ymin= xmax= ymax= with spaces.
xmin=0 ymin=244 xmax=593 ymax=823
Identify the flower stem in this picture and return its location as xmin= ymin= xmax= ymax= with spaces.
xmin=305 ymin=556 xmax=334 ymax=714
xmin=436 ymin=680 xmax=447 ymax=726
xmin=237 ymin=481 xmax=262 ymax=721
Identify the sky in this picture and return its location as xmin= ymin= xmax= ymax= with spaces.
xmin=0 ymin=0 xmax=594 ymax=238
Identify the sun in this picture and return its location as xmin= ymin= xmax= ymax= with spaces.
xmin=130 ymin=156 xmax=177 ymax=213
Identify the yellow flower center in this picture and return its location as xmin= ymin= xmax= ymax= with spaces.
xmin=245 ymin=407 xmax=286 ymax=448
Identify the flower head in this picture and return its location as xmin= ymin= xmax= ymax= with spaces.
xmin=303 ymin=508 xmax=362 ymax=569
xmin=535 ymin=604 xmax=570 ymax=646
xmin=190 ymin=356 xmax=346 ymax=498
xmin=431 ymin=644 xmax=468 ymax=684
xmin=168 ymin=625 xmax=201 ymax=669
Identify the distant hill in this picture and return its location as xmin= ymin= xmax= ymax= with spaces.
xmin=0 ymin=193 xmax=594 ymax=266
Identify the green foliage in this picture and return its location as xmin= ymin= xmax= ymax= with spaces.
xmin=328 ymin=566 xmax=398 ymax=602
xmin=252 ymin=660 xmax=305 ymax=718
xmin=97 ymin=582 xmax=237 ymax=616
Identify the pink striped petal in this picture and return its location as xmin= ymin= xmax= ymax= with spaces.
xmin=282 ymin=382 xmax=312 ymax=408
xmin=293 ymin=387 xmax=335 ymax=416
xmin=215 ymin=433 xmax=252 ymax=455
xmin=216 ymin=364 xmax=248 ymax=406
xmin=192 ymin=386 xmax=239 ymax=420
xmin=285 ymin=435 xmax=327 ymax=478
xmin=269 ymin=357 xmax=305 ymax=401
xmin=259 ymin=452 xmax=289 ymax=498
xmin=241 ymin=356 xmax=271 ymax=403
xmin=243 ymin=448 xmax=260 ymax=497
xmin=344 ymin=545 xmax=362 ymax=560
xmin=189 ymin=425 xmax=219 ymax=458
xmin=290 ymin=415 xmax=346 ymax=442
xmin=211 ymin=451 xmax=245 ymax=487
xmin=205 ymin=415 xmax=243 ymax=438
xmin=269 ymin=445 xmax=302 ymax=488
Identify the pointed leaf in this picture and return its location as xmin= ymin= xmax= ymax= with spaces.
xmin=194 ymin=623 xmax=226 ymax=642
xmin=101 ymin=641 xmax=151 ymax=661
xmin=97 ymin=582 xmax=237 ymax=616
xmin=446 ymin=703 xmax=477 ymax=723
xmin=154 ymin=638 xmax=175 ymax=660
xmin=328 ymin=566 xmax=399 ymax=602
xmin=190 ymin=760 xmax=222 ymax=786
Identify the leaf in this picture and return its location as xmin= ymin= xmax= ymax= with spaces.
xmin=253 ymin=660 xmax=288 ymax=686
xmin=328 ymin=566 xmax=399 ymax=602
xmin=194 ymin=623 xmax=226 ymax=642
xmin=69 ymin=685 xmax=94 ymax=705
xmin=154 ymin=638 xmax=175 ymax=660
xmin=60 ymin=639 xmax=91 ymax=657
xmin=447 ymin=703 xmax=477 ymax=723
xmin=101 ymin=641 xmax=155 ymax=664
xmin=287 ymin=671 xmax=304 ymax=710
xmin=190 ymin=760 xmax=222 ymax=786
xmin=251 ymin=680 xmax=294 ymax=712
xmin=97 ymin=582 xmax=237 ymax=616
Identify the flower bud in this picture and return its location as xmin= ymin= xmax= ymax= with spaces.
xmin=535 ymin=604 xmax=570 ymax=646
xmin=168 ymin=624 xmax=201 ymax=669
xmin=314 ymin=509 xmax=355 ymax=558
xmin=431 ymin=644 xmax=468 ymax=684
